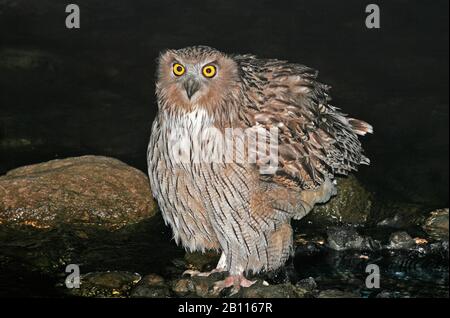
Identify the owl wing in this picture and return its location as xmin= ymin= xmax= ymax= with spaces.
xmin=235 ymin=55 xmax=373 ymax=190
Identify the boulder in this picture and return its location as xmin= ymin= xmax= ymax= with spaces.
xmin=326 ymin=226 xmax=380 ymax=251
xmin=0 ymin=156 xmax=157 ymax=229
xmin=388 ymin=231 xmax=415 ymax=250
xmin=184 ymin=250 xmax=220 ymax=272
xmin=67 ymin=271 xmax=141 ymax=298
xmin=130 ymin=274 xmax=171 ymax=298
xmin=423 ymin=208 xmax=449 ymax=241
xmin=239 ymin=282 xmax=302 ymax=298
xmin=317 ymin=289 xmax=359 ymax=298
xmin=304 ymin=175 xmax=373 ymax=226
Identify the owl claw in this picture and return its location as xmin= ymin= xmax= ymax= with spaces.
xmin=212 ymin=275 xmax=256 ymax=295
xmin=183 ymin=268 xmax=225 ymax=277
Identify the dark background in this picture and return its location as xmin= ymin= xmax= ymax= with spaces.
xmin=0 ymin=0 xmax=448 ymax=207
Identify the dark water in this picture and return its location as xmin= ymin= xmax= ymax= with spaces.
xmin=0 ymin=0 xmax=448 ymax=297
xmin=0 ymin=217 xmax=184 ymax=297
xmin=290 ymin=227 xmax=449 ymax=298
xmin=1 ymin=219 xmax=448 ymax=298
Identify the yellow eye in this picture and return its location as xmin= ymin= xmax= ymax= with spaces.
xmin=173 ymin=63 xmax=185 ymax=76
xmin=202 ymin=65 xmax=217 ymax=78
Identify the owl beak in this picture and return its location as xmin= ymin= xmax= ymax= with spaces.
xmin=184 ymin=78 xmax=200 ymax=100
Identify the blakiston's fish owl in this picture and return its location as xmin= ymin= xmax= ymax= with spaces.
xmin=148 ymin=46 xmax=372 ymax=292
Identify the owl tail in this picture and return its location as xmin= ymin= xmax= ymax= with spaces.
xmin=348 ymin=118 xmax=373 ymax=136
xmin=347 ymin=118 xmax=373 ymax=165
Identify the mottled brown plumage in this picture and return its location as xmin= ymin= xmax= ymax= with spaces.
xmin=147 ymin=46 xmax=372 ymax=292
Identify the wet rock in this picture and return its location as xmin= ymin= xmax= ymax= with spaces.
xmin=317 ymin=289 xmax=359 ymax=298
xmin=131 ymin=285 xmax=170 ymax=298
xmin=140 ymin=273 xmax=165 ymax=286
xmin=171 ymin=273 xmax=223 ymax=298
xmin=68 ymin=271 xmax=141 ymax=298
xmin=240 ymin=282 xmax=302 ymax=298
xmin=326 ymin=226 xmax=380 ymax=251
xmin=430 ymin=241 xmax=449 ymax=255
xmin=373 ymin=202 xmax=424 ymax=228
xmin=0 ymin=156 xmax=157 ymax=229
xmin=184 ymin=250 xmax=220 ymax=272
xmin=170 ymin=273 xmax=308 ymax=298
xmin=423 ymin=208 xmax=449 ymax=241
xmin=130 ymin=274 xmax=170 ymax=298
xmin=191 ymin=277 xmax=214 ymax=298
xmin=305 ymin=175 xmax=373 ymax=226
xmin=171 ymin=273 xmax=313 ymax=299
xmin=295 ymin=240 xmax=326 ymax=256
xmin=377 ymin=213 xmax=417 ymax=229
xmin=172 ymin=278 xmax=196 ymax=296
xmin=295 ymin=277 xmax=317 ymax=292
xmin=376 ymin=291 xmax=411 ymax=298
xmin=388 ymin=231 xmax=415 ymax=249
xmin=294 ymin=277 xmax=318 ymax=297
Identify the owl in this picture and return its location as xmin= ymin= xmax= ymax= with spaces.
xmin=147 ymin=46 xmax=372 ymax=293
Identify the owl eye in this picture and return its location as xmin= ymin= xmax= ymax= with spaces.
xmin=202 ymin=65 xmax=217 ymax=78
xmin=172 ymin=63 xmax=185 ymax=76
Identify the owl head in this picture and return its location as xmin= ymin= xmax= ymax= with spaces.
xmin=156 ymin=46 xmax=241 ymax=114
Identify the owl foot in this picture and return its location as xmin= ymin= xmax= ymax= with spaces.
xmin=212 ymin=275 xmax=256 ymax=296
xmin=182 ymin=268 xmax=225 ymax=277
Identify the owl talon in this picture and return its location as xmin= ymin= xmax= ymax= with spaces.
xmin=183 ymin=268 xmax=225 ymax=277
xmin=212 ymin=275 xmax=256 ymax=295
xmin=182 ymin=269 xmax=201 ymax=277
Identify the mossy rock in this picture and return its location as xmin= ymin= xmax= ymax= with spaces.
xmin=305 ymin=175 xmax=373 ymax=226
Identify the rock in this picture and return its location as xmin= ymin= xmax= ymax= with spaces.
xmin=326 ymin=226 xmax=380 ymax=251
xmin=173 ymin=273 xmax=311 ymax=299
xmin=373 ymin=202 xmax=424 ymax=228
xmin=317 ymin=289 xmax=359 ymax=298
xmin=428 ymin=241 xmax=449 ymax=257
xmin=0 ymin=156 xmax=157 ymax=229
xmin=376 ymin=291 xmax=411 ymax=298
xmin=184 ymin=250 xmax=220 ymax=272
xmin=68 ymin=271 xmax=141 ymax=298
xmin=192 ymin=277 xmax=214 ymax=298
xmin=170 ymin=274 xmax=308 ymax=298
xmin=130 ymin=285 xmax=170 ymax=298
xmin=377 ymin=214 xmax=411 ymax=229
xmin=423 ymin=208 xmax=449 ymax=241
xmin=295 ymin=277 xmax=317 ymax=292
xmin=295 ymin=241 xmax=325 ymax=256
xmin=172 ymin=278 xmax=196 ymax=296
xmin=388 ymin=231 xmax=415 ymax=249
xmin=304 ymin=175 xmax=373 ymax=226
xmin=294 ymin=277 xmax=318 ymax=297
xmin=170 ymin=274 xmax=222 ymax=298
xmin=130 ymin=274 xmax=170 ymax=298
xmin=139 ymin=273 xmax=166 ymax=286
xmin=240 ymin=282 xmax=302 ymax=298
